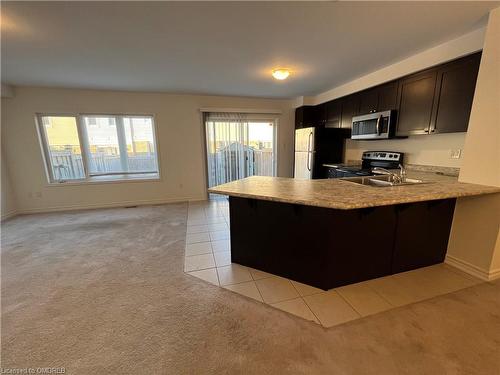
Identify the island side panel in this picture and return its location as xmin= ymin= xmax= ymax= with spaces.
xmin=228 ymin=197 xmax=396 ymax=290
xmin=392 ymin=198 xmax=456 ymax=273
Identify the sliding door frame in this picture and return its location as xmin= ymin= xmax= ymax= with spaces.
xmin=200 ymin=112 xmax=279 ymax=198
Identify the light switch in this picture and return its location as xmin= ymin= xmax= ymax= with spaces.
xmin=450 ymin=149 xmax=462 ymax=159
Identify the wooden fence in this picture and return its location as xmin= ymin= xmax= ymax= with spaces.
xmin=49 ymin=151 xmax=157 ymax=180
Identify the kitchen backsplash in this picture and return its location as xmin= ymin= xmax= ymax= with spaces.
xmin=344 ymin=132 xmax=466 ymax=168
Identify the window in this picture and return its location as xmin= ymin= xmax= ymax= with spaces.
xmin=37 ymin=114 xmax=159 ymax=183
xmin=39 ymin=116 xmax=85 ymax=181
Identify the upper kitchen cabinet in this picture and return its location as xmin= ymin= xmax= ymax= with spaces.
xmin=376 ymin=81 xmax=399 ymax=112
xmin=357 ymin=81 xmax=399 ymax=115
xmin=315 ymin=103 xmax=326 ymax=127
xmin=316 ymin=99 xmax=342 ymax=128
xmin=340 ymin=94 xmax=360 ymax=129
xmin=302 ymin=52 xmax=481 ymax=135
xmin=357 ymin=88 xmax=379 ymax=115
xmin=324 ymin=99 xmax=342 ymax=128
xmin=430 ymin=52 xmax=481 ymax=134
xmin=295 ymin=106 xmax=317 ymax=129
xmin=396 ymin=68 xmax=438 ymax=136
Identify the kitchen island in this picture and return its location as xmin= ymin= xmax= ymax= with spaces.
xmin=209 ymin=175 xmax=500 ymax=290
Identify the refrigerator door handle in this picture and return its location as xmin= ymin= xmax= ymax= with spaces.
xmin=307 ymin=132 xmax=313 ymax=171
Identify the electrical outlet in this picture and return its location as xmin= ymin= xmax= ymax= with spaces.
xmin=450 ymin=149 xmax=462 ymax=159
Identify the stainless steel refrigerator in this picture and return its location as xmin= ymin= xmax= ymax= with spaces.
xmin=294 ymin=127 xmax=316 ymax=179
xmin=294 ymin=127 xmax=348 ymax=179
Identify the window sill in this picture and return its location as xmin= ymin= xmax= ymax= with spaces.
xmin=47 ymin=173 xmax=161 ymax=186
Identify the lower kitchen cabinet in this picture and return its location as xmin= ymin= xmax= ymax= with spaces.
xmin=229 ymin=197 xmax=457 ymax=290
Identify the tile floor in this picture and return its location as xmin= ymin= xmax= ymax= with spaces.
xmin=184 ymin=200 xmax=483 ymax=328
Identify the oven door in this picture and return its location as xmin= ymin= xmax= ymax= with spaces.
xmin=351 ymin=111 xmax=393 ymax=140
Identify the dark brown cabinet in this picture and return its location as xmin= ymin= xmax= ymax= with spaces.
xmin=392 ymin=199 xmax=455 ymax=273
xmin=315 ymin=103 xmax=327 ymax=127
xmin=294 ymin=52 xmax=481 ymax=136
xmin=230 ymin=196 xmax=456 ymax=290
xmin=396 ymin=68 xmax=438 ymax=136
xmin=315 ymin=99 xmax=342 ymax=128
xmin=340 ymin=94 xmax=360 ymax=129
xmin=430 ymin=52 xmax=481 ymax=134
xmin=324 ymin=99 xmax=342 ymax=128
xmin=357 ymin=88 xmax=379 ymax=115
xmin=377 ymin=81 xmax=399 ymax=112
xmin=357 ymin=81 xmax=399 ymax=115
xmin=295 ymin=106 xmax=317 ymax=129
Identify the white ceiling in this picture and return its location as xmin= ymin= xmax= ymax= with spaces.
xmin=2 ymin=1 xmax=498 ymax=98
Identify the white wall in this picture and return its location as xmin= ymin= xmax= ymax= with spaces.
xmin=446 ymin=7 xmax=500 ymax=280
xmin=344 ymin=133 xmax=465 ymax=168
xmin=1 ymin=148 xmax=17 ymax=219
xmin=304 ymin=26 xmax=486 ymax=168
xmin=305 ymin=27 xmax=485 ymax=106
xmin=1 ymin=85 xmax=18 ymax=219
xmin=1 ymin=84 xmax=15 ymax=98
xmin=1 ymin=87 xmax=295 ymax=213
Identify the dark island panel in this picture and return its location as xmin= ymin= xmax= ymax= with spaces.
xmin=229 ymin=196 xmax=456 ymax=290
xmin=392 ymin=199 xmax=456 ymax=273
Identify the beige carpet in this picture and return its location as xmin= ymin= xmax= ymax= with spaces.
xmin=1 ymin=203 xmax=499 ymax=374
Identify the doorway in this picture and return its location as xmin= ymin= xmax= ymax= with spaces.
xmin=204 ymin=112 xmax=277 ymax=190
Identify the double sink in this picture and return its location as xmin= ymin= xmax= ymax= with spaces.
xmin=340 ymin=174 xmax=431 ymax=188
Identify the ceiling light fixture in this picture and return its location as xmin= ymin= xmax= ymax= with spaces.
xmin=272 ymin=68 xmax=290 ymax=80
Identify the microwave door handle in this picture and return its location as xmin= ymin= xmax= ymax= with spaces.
xmin=376 ymin=115 xmax=383 ymax=135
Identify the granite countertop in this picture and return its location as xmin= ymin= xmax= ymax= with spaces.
xmin=208 ymin=173 xmax=500 ymax=210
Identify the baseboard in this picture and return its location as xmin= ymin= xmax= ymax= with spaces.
xmin=1 ymin=210 xmax=18 ymax=222
xmin=445 ymin=255 xmax=500 ymax=281
xmin=16 ymin=196 xmax=206 ymax=215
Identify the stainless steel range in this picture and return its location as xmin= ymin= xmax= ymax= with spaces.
xmin=324 ymin=151 xmax=404 ymax=178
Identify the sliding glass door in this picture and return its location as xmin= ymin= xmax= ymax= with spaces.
xmin=204 ymin=113 xmax=276 ymax=188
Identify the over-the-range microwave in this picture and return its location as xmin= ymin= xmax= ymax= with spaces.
xmin=351 ymin=110 xmax=397 ymax=140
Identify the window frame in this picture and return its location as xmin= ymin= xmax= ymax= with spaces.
xmin=35 ymin=112 xmax=161 ymax=185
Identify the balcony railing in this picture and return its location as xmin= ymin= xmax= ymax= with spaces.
xmin=207 ymin=148 xmax=274 ymax=188
xmin=49 ymin=151 xmax=157 ymax=180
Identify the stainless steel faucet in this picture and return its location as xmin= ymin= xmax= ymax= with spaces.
xmin=372 ymin=165 xmax=406 ymax=184
xmin=398 ymin=164 xmax=407 ymax=183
